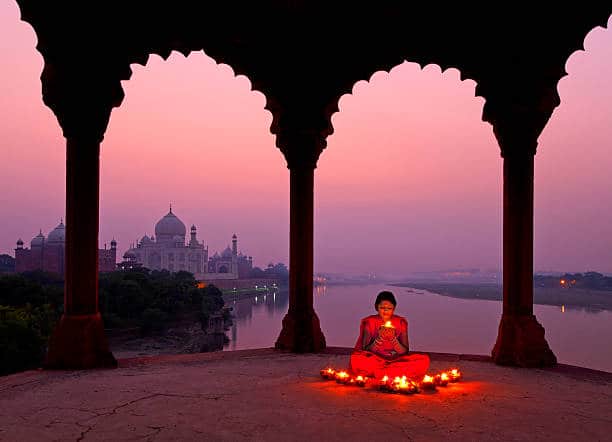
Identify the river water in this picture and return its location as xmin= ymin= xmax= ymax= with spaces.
xmin=224 ymin=284 xmax=612 ymax=373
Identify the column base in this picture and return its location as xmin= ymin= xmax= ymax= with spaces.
xmin=45 ymin=313 xmax=117 ymax=369
xmin=275 ymin=310 xmax=326 ymax=353
xmin=492 ymin=314 xmax=557 ymax=367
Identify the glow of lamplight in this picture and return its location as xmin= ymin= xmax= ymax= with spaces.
xmin=449 ymin=368 xmax=462 ymax=382
xmin=335 ymin=371 xmax=350 ymax=384
xmin=379 ymin=375 xmax=392 ymax=391
xmin=354 ymin=375 xmax=367 ymax=387
xmin=384 ymin=321 xmax=394 ymax=328
xmin=391 ymin=376 xmax=418 ymax=394
xmin=320 ymin=368 xmax=336 ymax=380
xmin=435 ymin=372 xmax=449 ymax=386
xmin=421 ymin=374 xmax=436 ymax=390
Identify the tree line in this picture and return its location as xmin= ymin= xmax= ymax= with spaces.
xmin=248 ymin=262 xmax=289 ymax=282
xmin=534 ymin=272 xmax=612 ymax=290
xmin=0 ymin=268 xmax=225 ymax=376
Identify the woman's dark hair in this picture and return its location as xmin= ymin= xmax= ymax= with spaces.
xmin=375 ymin=291 xmax=397 ymax=309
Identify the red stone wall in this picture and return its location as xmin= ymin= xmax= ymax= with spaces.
xmin=15 ymin=246 xmax=116 ymax=275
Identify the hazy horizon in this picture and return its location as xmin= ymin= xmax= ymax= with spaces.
xmin=2 ymin=2 xmax=611 ymax=274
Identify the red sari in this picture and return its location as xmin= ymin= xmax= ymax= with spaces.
xmin=349 ymin=314 xmax=429 ymax=379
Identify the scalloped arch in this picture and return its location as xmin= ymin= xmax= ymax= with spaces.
xmin=327 ymin=58 xmax=483 ymax=149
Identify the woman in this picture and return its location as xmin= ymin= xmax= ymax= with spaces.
xmin=349 ymin=291 xmax=430 ymax=379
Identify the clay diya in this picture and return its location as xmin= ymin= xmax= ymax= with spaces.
xmin=391 ymin=376 xmax=419 ymax=394
xmin=420 ymin=374 xmax=437 ymax=391
xmin=353 ymin=375 xmax=367 ymax=387
xmin=320 ymin=368 xmax=336 ymax=380
xmin=449 ymin=368 xmax=462 ymax=382
xmin=378 ymin=375 xmax=392 ymax=391
xmin=335 ymin=370 xmax=351 ymax=384
xmin=434 ymin=372 xmax=449 ymax=387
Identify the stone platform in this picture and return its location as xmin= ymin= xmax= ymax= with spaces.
xmin=1 ymin=348 xmax=610 ymax=441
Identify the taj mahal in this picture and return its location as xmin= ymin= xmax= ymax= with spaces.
xmin=122 ymin=207 xmax=252 ymax=281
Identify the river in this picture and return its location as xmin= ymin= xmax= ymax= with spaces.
xmin=224 ymin=283 xmax=612 ymax=373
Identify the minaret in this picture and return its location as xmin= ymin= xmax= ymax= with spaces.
xmin=15 ymin=239 xmax=25 ymax=273
xmin=232 ymin=234 xmax=238 ymax=256
xmin=190 ymin=225 xmax=198 ymax=247
xmin=109 ymin=238 xmax=118 ymax=269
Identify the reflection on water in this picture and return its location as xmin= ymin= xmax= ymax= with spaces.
xmin=223 ymin=284 xmax=612 ymax=372
xmin=224 ymin=289 xmax=289 ymax=350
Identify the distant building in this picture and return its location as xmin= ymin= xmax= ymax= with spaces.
xmin=208 ymin=234 xmax=254 ymax=279
xmin=15 ymin=221 xmax=117 ymax=275
xmin=0 ymin=254 xmax=15 ymax=274
xmin=121 ymin=207 xmax=253 ymax=280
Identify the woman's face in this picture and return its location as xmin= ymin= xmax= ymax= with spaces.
xmin=377 ymin=300 xmax=395 ymax=321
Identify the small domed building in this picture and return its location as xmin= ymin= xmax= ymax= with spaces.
xmin=15 ymin=220 xmax=117 ymax=274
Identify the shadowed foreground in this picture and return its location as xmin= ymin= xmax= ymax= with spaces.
xmin=1 ymin=348 xmax=610 ymax=441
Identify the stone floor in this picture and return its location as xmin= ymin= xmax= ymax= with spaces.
xmin=1 ymin=348 xmax=611 ymax=441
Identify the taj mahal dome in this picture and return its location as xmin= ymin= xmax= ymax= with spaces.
xmin=122 ymin=207 xmax=252 ymax=280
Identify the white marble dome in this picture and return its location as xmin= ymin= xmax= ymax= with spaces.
xmin=155 ymin=208 xmax=186 ymax=241
xmin=31 ymin=231 xmax=45 ymax=247
xmin=221 ymin=246 xmax=233 ymax=258
xmin=47 ymin=221 xmax=65 ymax=244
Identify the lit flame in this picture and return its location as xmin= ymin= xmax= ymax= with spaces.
xmin=422 ymin=375 xmax=434 ymax=383
xmin=383 ymin=321 xmax=394 ymax=328
xmin=355 ymin=376 xmax=364 ymax=381
xmin=449 ymin=368 xmax=462 ymax=380
xmin=336 ymin=371 xmax=349 ymax=379
xmin=394 ymin=376 xmax=409 ymax=389
xmin=440 ymin=373 xmax=449 ymax=381
xmin=381 ymin=375 xmax=389 ymax=383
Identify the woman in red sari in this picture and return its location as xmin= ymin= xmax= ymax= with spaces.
xmin=350 ymin=291 xmax=429 ymax=379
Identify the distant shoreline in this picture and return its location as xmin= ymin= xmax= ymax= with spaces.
xmin=389 ymin=282 xmax=612 ymax=311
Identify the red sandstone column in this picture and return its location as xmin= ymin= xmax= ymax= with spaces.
xmin=45 ymin=136 xmax=116 ymax=369
xmin=492 ymin=148 xmax=556 ymax=367
xmin=275 ymin=163 xmax=326 ymax=352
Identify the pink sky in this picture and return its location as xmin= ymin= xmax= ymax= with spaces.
xmin=1 ymin=2 xmax=611 ymax=275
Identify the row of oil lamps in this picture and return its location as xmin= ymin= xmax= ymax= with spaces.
xmin=320 ymin=367 xmax=462 ymax=393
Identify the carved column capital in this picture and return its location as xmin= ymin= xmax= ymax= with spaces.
xmin=41 ymin=60 xmax=126 ymax=142
xmin=478 ymin=75 xmax=561 ymax=158
xmin=276 ymin=130 xmax=327 ymax=170
xmin=266 ymin=94 xmax=337 ymax=170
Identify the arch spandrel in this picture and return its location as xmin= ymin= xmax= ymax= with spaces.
xmin=16 ymin=1 xmax=612 ymax=155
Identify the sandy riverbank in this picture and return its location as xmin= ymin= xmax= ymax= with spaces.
xmin=391 ymin=281 xmax=612 ymax=311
